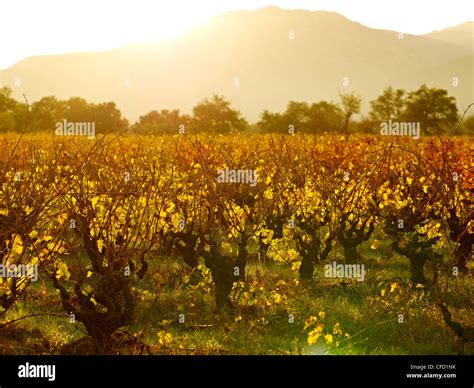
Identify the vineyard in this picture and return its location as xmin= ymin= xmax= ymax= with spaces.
xmin=0 ymin=132 xmax=472 ymax=355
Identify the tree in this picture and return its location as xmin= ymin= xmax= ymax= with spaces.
xmin=402 ymin=85 xmax=458 ymax=135
xmin=307 ymin=101 xmax=344 ymax=132
xmin=0 ymin=87 xmax=20 ymax=132
xmin=61 ymin=97 xmax=128 ymax=133
xmin=0 ymin=111 xmax=15 ymax=132
xmin=91 ymin=102 xmax=129 ymax=132
xmin=135 ymin=109 xmax=188 ymax=134
xmin=258 ymin=100 xmax=344 ymax=134
xmin=257 ymin=110 xmax=284 ymax=133
xmin=31 ymin=96 xmax=66 ymax=131
xmin=192 ymin=95 xmax=247 ymax=133
xmin=339 ymin=92 xmax=361 ymax=137
xmin=461 ymin=114 xmax=474 ymax=135
xmin=257 ymin=102 xmax=309 ymax=134
xmin=283 ymin=101 xmax=310 ymax=132
xmin=0 ymin=87 xmax=16 ymax=111
xmin=369 ymin=86 xmax=405 ymax=122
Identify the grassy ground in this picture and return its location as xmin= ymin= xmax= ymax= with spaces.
xmin=1 ymin=249 xmax=472 ymax=355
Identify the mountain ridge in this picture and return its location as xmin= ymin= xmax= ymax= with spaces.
xmin=1 ymin=6 xmax=472 ymax=121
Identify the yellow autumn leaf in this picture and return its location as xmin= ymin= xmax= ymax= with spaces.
xmin=307 ymin=329 xmax=321 ymax=345
xmin=333 ymin=322 xmax=343 ymax=336
xmin=57 ymin=262 xmax=70 ymax=280
xmin=304 ymin=316 xmax=317 ymax=330
xmin=264 ymin=188 xmax=274 ymax=200
xmin=28 ymin=230 xmax=38 ymax=239
xmin=272 ymin=291 xmax=282 ymax=304
xmin=12 ymin=236 xmax=23 ymax=255
xmin=91 ymin=196 xmax=100 ymax=209
xmin=324 ymin=333 xmax=333 ymax=345
xmin=157 ymin=331 xmax=173 ymax=346
xmin=370 ymin=239 xmax=379 ymax=250
xmin=97 ymin=239 xmax=105 ymax=253
xmin=291 ymin=261 xmax=301 ymax=272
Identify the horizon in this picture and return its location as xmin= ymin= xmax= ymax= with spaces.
xmin=1 ymin=1 xmax=473 ymax=70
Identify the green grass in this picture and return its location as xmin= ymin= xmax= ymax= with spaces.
xmin=1 ymin=252 xmax=472 ymax=355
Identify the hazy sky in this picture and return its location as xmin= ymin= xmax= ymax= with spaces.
xmin=1 ymin=0 xmax=472 ymax=69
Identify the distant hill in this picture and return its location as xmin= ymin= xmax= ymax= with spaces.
xmin=423 ymin=21 xmax=473 ymax=51
xmin=1 ymin=6 xmax=472 ymax=121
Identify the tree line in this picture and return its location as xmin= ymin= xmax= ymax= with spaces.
xmin=0 ymin=85 xmax=471 ymax=135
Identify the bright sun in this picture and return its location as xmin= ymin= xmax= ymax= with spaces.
xmin=0 ymin=0 xmax=218 ymax=69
